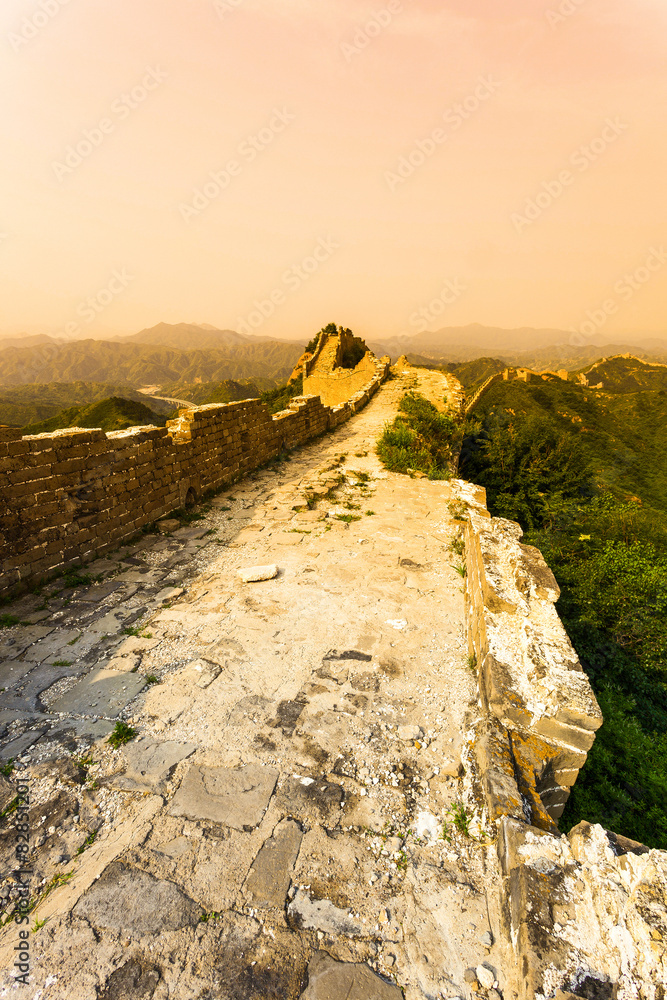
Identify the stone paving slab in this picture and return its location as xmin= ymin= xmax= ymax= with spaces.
xmin=289 ymin=889 xmax=366 ymax=938
xmin=0 ymin=661 xmax=86 ymax=712
xmin=244 ymin=819 xmax=303 ymax=908
xmin=275 ymin=774 xmax=345 ymax=828
xmin=73 ymin=861 xmax=203 ymax=935
xmin=0 ymin=659 xmax=36 ymax=691
xmin=0 ymin=626 xmax=54 ymax=660
xmin=299 ymin=952 xmax=403 ymax=1000
xmin=112 ymin=736 xmax=197 ymax=792
xmin=76 ymin=582 xmax=124 ymax=603
xmin=0 ymin=724 xmax=50 ymax=760
xmin=170 ymin=764 xmax=279 ymax=830
xmin=50 ymin=665 xmax=147 ymax=717
xmin=34 ymin=717 xmax=115 ymax=754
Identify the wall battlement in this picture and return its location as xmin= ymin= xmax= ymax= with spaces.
xmin=0 ymin=355 xmax=389 ymax=594
xmin=302 ymin=327 xmax=389 ymax=407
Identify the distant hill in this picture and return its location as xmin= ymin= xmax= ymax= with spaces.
xmin=0 ymin=336 xmax=303 ymax=388
xmin=122 ymin=322 xmax=263 ymax=351
xmin=0 ymin=334 xmax=59 ymax=349
xmin=370 ymin=326 xmax=667 ymax=367
xmin=0 ymin=381 xmax=175 ymax=428
xmin=578 ymin=355 xmax=667 ymax=392
xmin=23 ymin=396 xmax=166 ymax=435
xmin=464 ymin=372 xmax=667 ymax=512
xmin=159 ymin=379 xmax=261 ymax=405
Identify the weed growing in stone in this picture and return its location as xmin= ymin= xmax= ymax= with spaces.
xmin=107 ymin=721 xmax=138 ymax=748
xmin=62 ymin=570 xmax=94 ymax=588
xmin=145 ymin=674 xmax=159 ymax=684
xmin=32 ymin=917 xmax=47 ymax=931
xmin=0 ymin=759 xmax=14 ymax=777
xmin=365 ymin=510 xmax=376 ymax=516
xmin=441 ymin=802 xmax=484 ymax=843
xmin=447 ymin=500 xmax=468 ymax=521
xmin=122 ymin=626 xmax=152 ymax=638
xmin=53 ymin=659 xmax=73 ymax=667
xmin=76 ymin=830 xmax=97 ymax=855
xmin=35 ymin=870 xmax=75 ymax=910
xmin=335 ymin=513 xmax=362 ymax=524
xmin=0 ymin=797 xmax=18 ymax=819
xmin=450 ymin=536 xmax=465 ymax=557
xmin=453 ymin=564 xmax=466 ymax=577
xmin=0 ymin=614 xmax=22 ymax=629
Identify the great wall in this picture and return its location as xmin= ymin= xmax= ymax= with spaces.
xmin=0 ymin=330 xmax=665 ymax=1000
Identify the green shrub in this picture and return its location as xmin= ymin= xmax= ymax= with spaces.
xmin=260 ymin=373 xmax=303 ymax=415
xmin=460 ymin=403 xmax=667 ymax=848
xmin=377 ymin=392 xmax=455 ymax=479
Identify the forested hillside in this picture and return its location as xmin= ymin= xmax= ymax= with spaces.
xmin=0 ymin=381 xmax=174 ymax=428
xmin=0 ymin=337 xmax=302 ymax=387
xmin=460 ymin=373 xmax=667 ymax=846
xmin=23 ymin=397 xmax=166 ymax=434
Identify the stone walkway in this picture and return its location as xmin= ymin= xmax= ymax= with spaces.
xmin=0 ymin=368 xmax=506 ymax=1000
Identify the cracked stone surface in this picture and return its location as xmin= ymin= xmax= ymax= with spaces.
xmin=72 ymin=861 xmax=203 ymax=934
xmin=300 ymin=951 xmax=403 ymax=999
xmin=112 ymin=737 xmax=197 ymax=793
xmin=0 ymin=369 xmax=505 ymax=1000
xmin=244 ymin=818 xmax=303 ymax=908
xmin=170 ymin=763 xmax=280 ymax=830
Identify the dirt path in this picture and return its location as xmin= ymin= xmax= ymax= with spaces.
xmin=0 ymin=369 xmax=505 ymax=1000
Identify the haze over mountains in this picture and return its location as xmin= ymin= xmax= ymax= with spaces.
xmin=2 ymin=322 xmax=666 ymax=373
xmin=1 ymin=321 xmax=666 ymax=431
xmin=367 ymin=324 xmax=667 ymax=368
xmin=0 ymin=325 xmax=304 ymax=388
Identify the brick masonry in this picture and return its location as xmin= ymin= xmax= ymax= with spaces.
xmin=302 ymin=329 xmax=390 ymax=407
xmin=0 ymin=362 xmax=389 ymax=595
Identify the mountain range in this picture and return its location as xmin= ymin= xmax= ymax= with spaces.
xmin=0 ymin=324 xmax=303 ymax=388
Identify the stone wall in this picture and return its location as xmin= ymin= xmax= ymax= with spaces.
xmin=0 ymin=365 xmax=388 ymax=595
xmin=497 ymin=815 xmax=667 ymax=1000
xmin=455 ymin=479 xmax=667 ymax=999
xmin=302 ymin=328 xmax=388 ymax=407
xmin=457 ymin=479 xmax=603 ymax=830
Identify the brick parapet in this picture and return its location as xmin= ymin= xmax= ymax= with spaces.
xmin=0 ymin=365 xmax=387 ymax=594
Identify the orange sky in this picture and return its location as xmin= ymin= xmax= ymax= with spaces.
xmin=1 ymin=0 xmax=666 ymax=342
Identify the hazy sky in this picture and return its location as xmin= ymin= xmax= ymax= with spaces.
xmin=2 ymin=0 xmax=666 ymax=342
